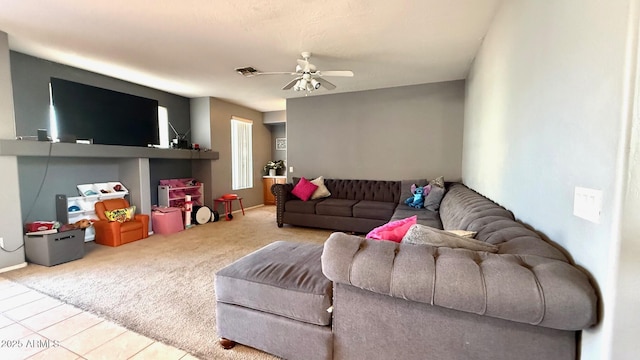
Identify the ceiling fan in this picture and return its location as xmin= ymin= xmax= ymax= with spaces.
xmin=235 ymin=52 xmax=354 ymax=92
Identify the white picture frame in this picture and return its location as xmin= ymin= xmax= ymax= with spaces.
xmin=275 ymin=138 xmax=286 ymax=151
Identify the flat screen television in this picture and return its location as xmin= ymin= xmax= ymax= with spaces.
xmin=50 ymin=78 xmax=159 ymax=147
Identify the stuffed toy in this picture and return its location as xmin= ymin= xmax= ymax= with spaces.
xmin=59 ymin=219 xmax=93 ymax=232
xmin=73 ymin=219 xmax=92 ymax=229
xmin=405 ymin=184 xmax=431 ymax=208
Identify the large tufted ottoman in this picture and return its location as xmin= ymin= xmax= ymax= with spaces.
xmin=215 ymin=241 xmax=333 ymax=360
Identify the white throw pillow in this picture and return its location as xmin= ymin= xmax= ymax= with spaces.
xmin=446 ymin=230 xmax=477 ymax=238
xmin=310 ymin=176 xmax=331 ymax=199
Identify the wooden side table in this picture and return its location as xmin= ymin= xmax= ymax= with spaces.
xmin=263 ymin=176 xmax=286 ymax=205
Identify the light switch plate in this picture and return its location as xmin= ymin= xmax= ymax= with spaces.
xmin=573 ymin=187 xmax=602 ymax=223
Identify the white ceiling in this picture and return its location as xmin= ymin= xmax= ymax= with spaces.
xmin=0 ymin=0 xmax=500 ymax=112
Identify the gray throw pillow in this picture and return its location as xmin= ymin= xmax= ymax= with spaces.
xmin=424 ymin=186 xmax=445 ymax=211
xmin=401 ymin=224 xmax=499 ymax=253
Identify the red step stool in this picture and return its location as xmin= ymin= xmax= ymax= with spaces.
xmin=214 ymin=194 xmax=245 ymax=220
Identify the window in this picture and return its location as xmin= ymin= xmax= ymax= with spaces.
xmin=48 ymin=82 xmax=58 ymax=140
xmin=231 ymin=117 xmax=253 ymax=190
xmin=158 ymin=106 xmax=169 ymax=148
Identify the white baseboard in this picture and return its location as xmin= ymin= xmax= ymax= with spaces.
xmin=0 ymin=262 xmax=28 ymax=274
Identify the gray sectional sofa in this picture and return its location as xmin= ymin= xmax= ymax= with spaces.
xmin=272 ymin=178 xmax=443 ymax=233
xmin=322 ymin=183 xmax=598 ymax=360
xmin=217 ymin=182 xmax=598 ymax=360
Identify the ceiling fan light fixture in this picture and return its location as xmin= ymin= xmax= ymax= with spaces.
xmin=242 ymin=52 xmax=353 ymax=92
xmin=293 ymin=79 xmax=302 ymax=91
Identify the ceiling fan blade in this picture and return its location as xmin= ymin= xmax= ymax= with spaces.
xmin=256 ymin=71 xmax=299 ymax=76
xmin=282 ymin=77 xmax=301 ymax=90
xmin=316 ymin=77 xmax=336 ymax=90
xmin=317 ymin=70 xmax=354 ymax=77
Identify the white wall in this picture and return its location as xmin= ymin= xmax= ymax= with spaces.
xmin=611 ymin=91 xmax=640 ymax=357
xmin=463 ymin=1 xmax=637 ymax=359
xmin=0 ymin=33 xmax=15 ymax=139
xmin=263 ymin=110 xmax=286 ymax=124
xmin=0 ymin=31 xmax=26 ymax=270
xmin=610 ymin=1 xmax=640 ymax=354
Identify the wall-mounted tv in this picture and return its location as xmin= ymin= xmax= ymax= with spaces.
xmin=50 ymin=78 xmax=159 ymax=147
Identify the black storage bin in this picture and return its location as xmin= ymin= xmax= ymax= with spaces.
xmin=24 ymin=229 xmax=85 ymax=266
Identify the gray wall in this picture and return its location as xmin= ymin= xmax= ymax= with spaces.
xmin=462 ymin=1 xmax=635 ymax=359
xmin=286 ymin=81 xmax=465 ymax=181
xmin=9 ymin=52 xmax=195 ymax=218
xmin=10 ymin=51 xmax=191 ymax=139
xmin=190 ymin=97 xmax=212 ymax=149
xmin=269 ymin=123 xmax=286 ymax=169
xmin=18 ymin=157 xmax=119 ymax=222
xmin=148 ymin=159 xmax=193 ymax=206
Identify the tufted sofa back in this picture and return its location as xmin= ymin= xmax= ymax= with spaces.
xmin=440 ymin=183 xmax=514 ymax=230
xmin=293 ymin=178 xmax=401 ymax=203
xmin=440 ymin=183 xmax=568 ymax=261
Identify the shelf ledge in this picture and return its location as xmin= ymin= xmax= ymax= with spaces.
xmin=0 ymin=139 xmax=219 ymax=160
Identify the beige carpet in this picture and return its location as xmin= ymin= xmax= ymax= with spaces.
xmin=2 ymin=206 xmax=333 ymax=360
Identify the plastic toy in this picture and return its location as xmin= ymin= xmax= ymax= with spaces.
xmin=404 ymin=184 xmax=431 ymax=208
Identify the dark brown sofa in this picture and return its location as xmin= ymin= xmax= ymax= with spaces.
xmin=272 ymin=178 xmax=443 ymax=233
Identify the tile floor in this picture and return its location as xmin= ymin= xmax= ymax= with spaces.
xmin=0 ymin=277 xmax=199 ymax=360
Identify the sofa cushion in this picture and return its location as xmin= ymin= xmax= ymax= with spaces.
xmin=446 ymin=230 xmax=477 ymax=238
xmin=285 ymin=199 xmax=323 ymax=214
xmin=401 ymin=224 xmax=499 ymax=252
xmin=215 ymin=241 xmax=332 ymax=326
xmin=440 ymin=184 xmax=568 ymax=260
xmin=316 ymin=199 xmax=359 ymax=217
xmin=324 ymin=179 xmax=401 ymax=202
xmin=322 ymin=233 xmax=598 ymax=331
xmin=392 ymin=205 xmax=443 ymax=229
xmin=439 ymin=183 xmax=514 ymax=230
xmin=352 ymin=200 xmax=398 ymax=220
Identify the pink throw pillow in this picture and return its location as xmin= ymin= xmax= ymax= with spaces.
xmin=291 ymin=177 xmax=319 ymax=201
xmin=366 ymin=216 xmax=418 ymax=243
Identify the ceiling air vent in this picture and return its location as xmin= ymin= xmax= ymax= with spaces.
xmin=235 ymin=67 xmax=259 ymax=77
